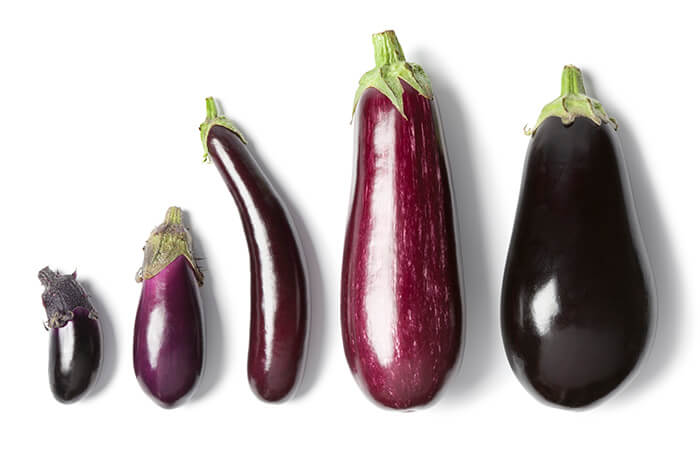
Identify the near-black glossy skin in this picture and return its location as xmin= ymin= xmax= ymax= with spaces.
xmin=49 ymin=307 xmax=103 ymax=403
xmin=40 ymin=267 xmax=103 ymax=403
xmin=501 ymin=117 xmax=655 ymax=408
xmin=206 ymin=125 xmax=309 ymax=402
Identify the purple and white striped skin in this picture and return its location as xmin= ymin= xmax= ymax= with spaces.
xmin=133 ymin=207 xmax=204 ymax=408
xmin=341 ymin=31 xmax=463 ymax=410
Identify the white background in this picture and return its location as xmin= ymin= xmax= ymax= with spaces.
xmin=0 ymin=0 xmax=696 ymax=468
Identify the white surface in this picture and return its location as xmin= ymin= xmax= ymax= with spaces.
xmin=0 ymin=1 xmax=696 ymax=468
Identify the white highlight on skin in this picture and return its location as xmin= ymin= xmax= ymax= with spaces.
xmin=364 ymin=111 xmax=397 ymax=367
xmin=147 ymin=304 xmax=166 ymax=369
xmin=59 ymin=323 xmax=75 ymax=373
xmin=213 ymin=139 xmax=279 ymax=371
xmin=532 ymin=278 xmax=559 ymax=335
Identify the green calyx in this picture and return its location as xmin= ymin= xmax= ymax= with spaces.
xmin=352 ymin=30 xmax=433 ymax=119
xmin=138 ymin=206 xmax=204 ymax=285
xmin=525 ymin=65 xmax=617 ymax=135
xmin=199 ymin=97 xmax=247 ymax=162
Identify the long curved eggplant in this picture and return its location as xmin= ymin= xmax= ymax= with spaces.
xmin=199 ymin=101 xmax=309 ymax=402
xmin=501 ymin=65 xmax=655 ymax=408
xmin=133 ymin=207 xmax=205 ymax=408
xmin=39 ymin=267 xmax=102 ymax=403
xmin=341 ymin=30 xmax=463 ymax=410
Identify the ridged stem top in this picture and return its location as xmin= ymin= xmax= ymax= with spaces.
xmin=560 ymin=65 xmax=587 ymax=95
xmin=373 ymin=31 xmax=405 ymax=67
xmin=164 ymin=206 xmax=182 ymax=225
xmin=205 ymin=97 xmax=218 ymax=121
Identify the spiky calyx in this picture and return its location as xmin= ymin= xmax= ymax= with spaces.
xmin=352 ymin=30 xmax=433 ymax=119
xmin=39 ymin=267 xmax=98 ymax=329
xmin=526 ymin=65 xmax=617 ymax=135
xmin=138 ymin=207 xmax=204 ymax=285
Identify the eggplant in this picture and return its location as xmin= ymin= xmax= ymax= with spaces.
xmin=340 ymin=30 xmax=463 ymax=409
xmin=199 ymin=101 xmax=309 ymax=402
xmin=39 ymin=267 xmax=102 ymax=403
xmin=133 ymin=207 xmax=205 ymax=408
xmin=501 ymin=65 xmax=655 ymax=408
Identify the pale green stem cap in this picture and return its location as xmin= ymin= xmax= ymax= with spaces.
xmin=525 ymin=65 xmax=617 ymax=135
xmin=137 ymin=206 xmax=204 ymax=285
xmin=352 ymin=30 xmax=433 ymax=119
xmin=199 ymin=97 xmax=247 ymax=162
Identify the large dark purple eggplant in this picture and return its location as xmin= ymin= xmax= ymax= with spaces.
xmin=199 ymin=101 xmax=309 ymax=402
xmin=39 ymin=267 xmax=102 ymax=404
xmin=501 ymin=65 xmax=655 ymax=408
xmin=133 ymin=207 xmax=205 ymax=408
xmin=340 ymin=30 xmax=463 ymax=410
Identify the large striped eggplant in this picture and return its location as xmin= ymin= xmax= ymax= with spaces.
xmin=341 ymin=30 xmax=463 ymax=410
xmin=501 ymin=65 xmax=655 ymax=408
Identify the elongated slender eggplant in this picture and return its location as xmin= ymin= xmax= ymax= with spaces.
xmin=341 ymin=30 xmax=463 ymax=410
xmin=39 ymin=267 xmax=102 ymax=403
xmin=133 ymin=207 xmax=205 ymax=408
xmin=199 ymin=101 xmax=309 ymax=402
xmin=501 ymin=65 xmax=655 ymax=408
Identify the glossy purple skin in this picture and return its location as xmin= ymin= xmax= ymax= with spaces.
xmin=207 ymin=125 xmax=309 ymax=402
xmin=341 ymin=84 xmax=463 ymax=409
xmin=133 ymin=255 xmax=204 ymax=408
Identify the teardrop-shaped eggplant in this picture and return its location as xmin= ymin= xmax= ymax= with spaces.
xmin=133 ymin=207 xmax=205 ymax=408
xmin=501 ymin=66 xmax=655 ymax=408
xmin=39 ymin=267 xmax=103 ymax=404
xmin=341 ymin=31 xmax=463 ymax=410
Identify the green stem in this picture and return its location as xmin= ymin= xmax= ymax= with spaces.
xmin=352 ymin=30 xmax=433 ymax=118
xmin=205 ymin=97 xmax=218 ymax=120
xmin=139 ymin=206 xmax=204 ymax=285
xmin=560 ymin=65 xmax=586 ymax=95
xmin=164 ymin=206 xmax=182 ymax=225
xmin=373 ymin=30 xmax=405 ymax=67
xmin=199 ymin=97 xmax=247 ymax=161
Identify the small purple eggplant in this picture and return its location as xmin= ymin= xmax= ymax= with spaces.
xmin=39 ymin=267 xmax=103 ymax=404
xmin=133 ymin=207 xmax=205 ymax=408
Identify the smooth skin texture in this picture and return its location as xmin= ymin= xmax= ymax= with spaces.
xmin=501 ymin=117 xmax=655 ymax=408
xmin=49 ymin=307 xmax=103 ymax=403
xmin=341 ymin=83 xmax=463 ymax=410
xmin=205 ymin=123 xmax=309 ymax=403
xmin=40 ymin=267 xmax=103 ymax=404
xmin=134 ymin=255 xmax=204 ymax=408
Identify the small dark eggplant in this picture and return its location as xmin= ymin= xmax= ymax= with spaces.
xmin=501 ymin=65 xmax=655 ymax=408
xmin=133 ymin=207 xmax=205 ymax=408
xmin=39 ymin=267 xmax=102 ymax=403
xmin=341 ymin=31 xmax=463 ymax=410
xmin=199 ymin=101 xmax=309 ymax=403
